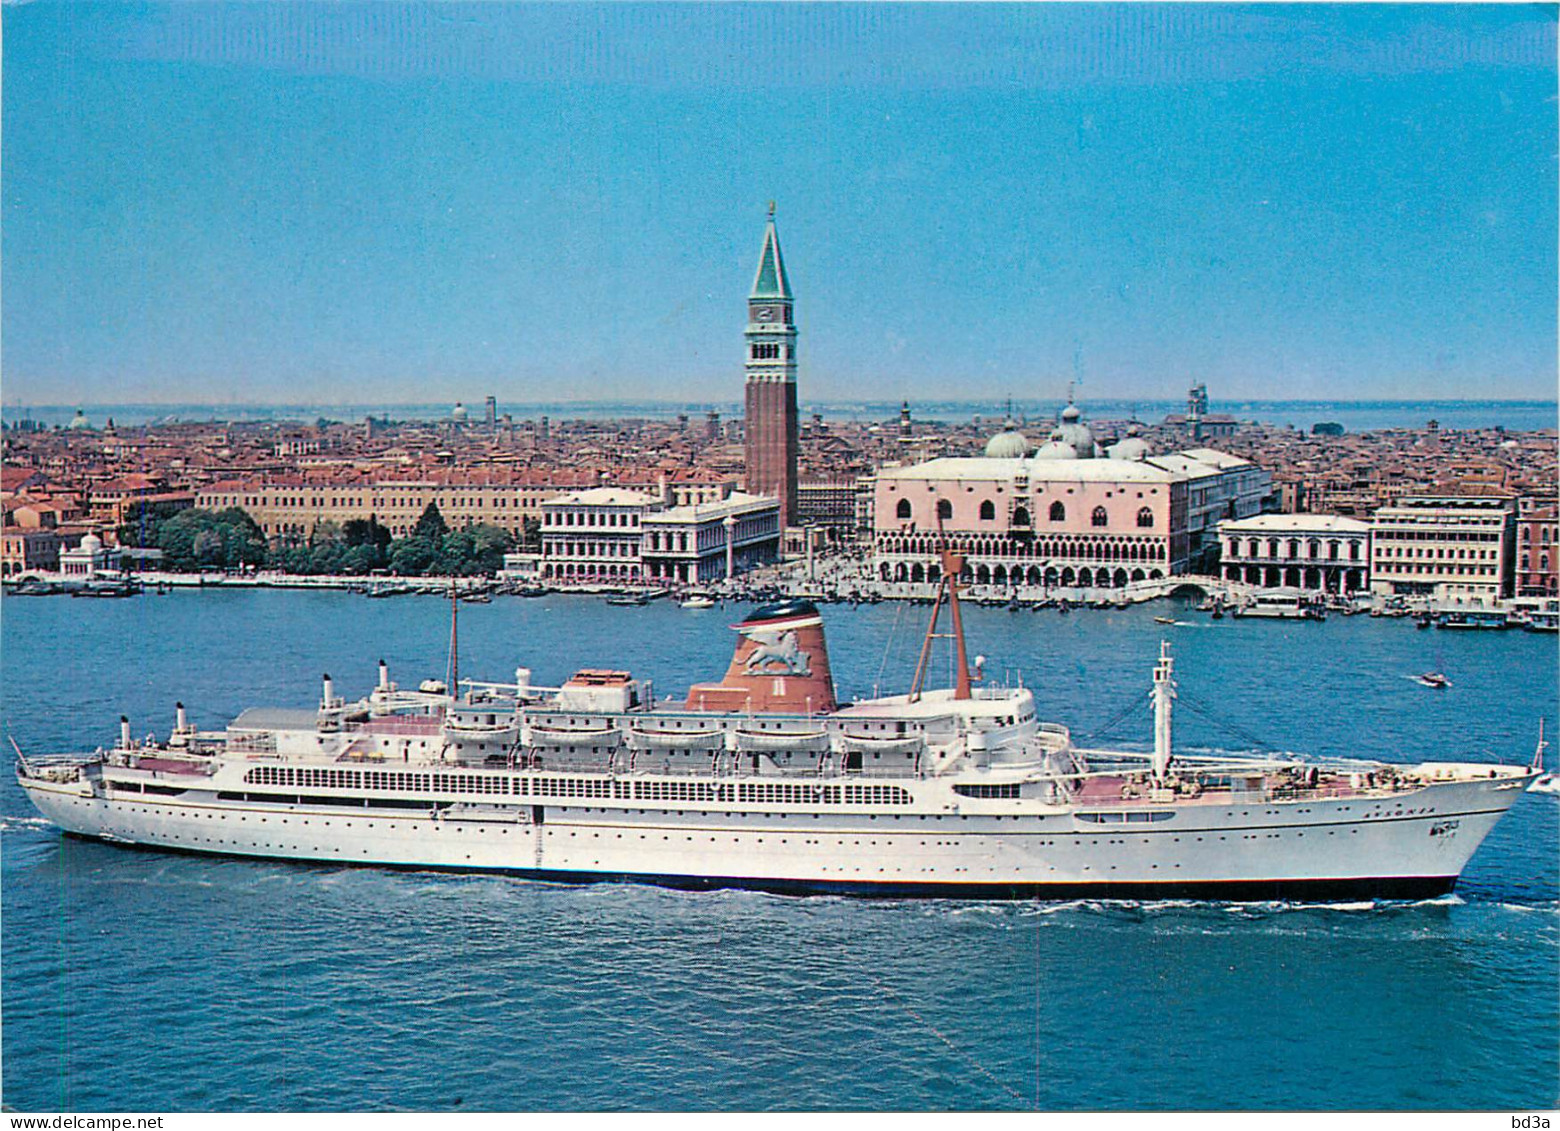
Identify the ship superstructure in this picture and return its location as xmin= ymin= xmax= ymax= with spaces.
xmin=16 ymin=550 xmax=1541 ymax=899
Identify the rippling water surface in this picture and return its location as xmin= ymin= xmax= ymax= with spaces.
xmin=3 ymin=592 xmax=1556 ymax=1111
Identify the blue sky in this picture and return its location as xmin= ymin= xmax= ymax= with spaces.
xmin=3 ymin=3 xmax=1555 ymax=407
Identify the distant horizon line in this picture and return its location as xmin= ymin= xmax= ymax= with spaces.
xmin=6 ymin=396 xmax=1557 ymax=410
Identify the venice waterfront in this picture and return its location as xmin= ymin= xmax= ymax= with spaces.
xmin=2 ymin=591 xmax=1556 ymax=1111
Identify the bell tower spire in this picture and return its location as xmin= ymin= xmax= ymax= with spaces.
xmin=744 ymin=205 xmax=799 ymax=529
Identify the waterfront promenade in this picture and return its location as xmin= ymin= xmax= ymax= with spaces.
xmin=7 ymin=559 xmax=1545 ymax=624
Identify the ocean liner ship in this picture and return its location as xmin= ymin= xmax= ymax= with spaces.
xmin=15 ymin=549 xmax=1542 ymax=900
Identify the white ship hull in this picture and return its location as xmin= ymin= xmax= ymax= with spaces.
xmin=17 ymin=596 xmax=1542 ymax=901
xmin=20 ymin=764 xmax=1528 ymax=900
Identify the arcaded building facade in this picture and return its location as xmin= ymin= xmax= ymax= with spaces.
xmin=874 ymin=458 xmax=1187 ymax=587
xmin=870 ymin=408 xmax=1269 ymax=588
xmin=1218 ymin=513 xmax=1371 ymax=593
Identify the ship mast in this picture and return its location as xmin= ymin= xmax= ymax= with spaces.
xmin=1151 ymin=640 xmax=1175 ymax=780
xmin=909 ymin=514 xmax=973 ymax=702
xmin=448 ymin=583 xmax=459 ymax=701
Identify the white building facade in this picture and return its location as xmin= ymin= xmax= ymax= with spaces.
xmin=1368 ymin=494 xmax=1515 ymax=605
xmin=540 ymin=488 xmax=656 ymax=582
xmin=1219 ymin=514 xmax=1371 ymax=593
xmin=539 ymin=487 xmax=780 ymax=584
xmin=641 ymin=492 xmax=780 ymax=584
xmin=59 ymin=533 xmax=121 ymax=580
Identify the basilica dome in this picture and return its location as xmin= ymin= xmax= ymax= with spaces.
xmin=1107 ymin=425 xmax=1153 ymax=461
xmin=983 ymin=422 xmax=1031 ymax=459
xmin=1047 ymin=402 xmax=1097 ymax=458
xmin=1033 ymin=439 xmax=1080 ymax=460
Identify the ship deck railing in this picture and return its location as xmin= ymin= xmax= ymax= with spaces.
xmin=528 ymin=759 xmax=929 ymax=781
xmin=100 ymin=750 xmax=220 ymax=778
xmin=15 ymin=752 xmax=102 ymax=783
xmin=1064 ymin=766 xmax=1421 ymax=807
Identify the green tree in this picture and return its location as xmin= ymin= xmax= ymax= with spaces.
xmin=213 ymin=508 xmax=268 ymax=569
xmin=412 ymin=502 xmax=448 ymax=542
xmin=154 ymin=507 xmax=268 ymax=572
xmin=435 ymin=529 xmax=475 ymax=576
xmin=192 ymin=528 xmax=224 ymax=566
xmin=157 ymin=514 xmax=200 ymax=570
xmin=343 ymin=517 xmax=392 ymax=554
xmin=342 ymin=543 xmax=380 ymax=575
xmin=307 ymin=541 xmax=345 ymax=574
xmin=389 ymin=535 xmax=437 ymax=576
xmin=466 ymin=524 xmax=513 ymax=573
xmin=116 ymin=500 xmax=191 ymax=550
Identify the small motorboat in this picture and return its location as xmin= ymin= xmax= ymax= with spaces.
xmin=1153 ymin=616 xmax=1176 ymax=626
xmin=605 ymin=594 xmax=648 ymax=607
xmin=70 ymin=580 xmax=140 ymax=598
xmin=681 ymin=595 xmax=715 ymax=609
xmin=10 ymin=579 xmax=58 ymax=596
xmin=1415 ymin=671 xmax=1452 ymax=689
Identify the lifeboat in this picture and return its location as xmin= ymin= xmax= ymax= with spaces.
xmin=524 ymin=722 xmax=621 ymax=746
xmin=444 ymin=717 xmax=520 ymax=741
xmin=627 ymin=726 xmax=724 ymax=750
xmin=734 ymin=728 xmax=831 ymax=752
xmin=837 ymin=731 xmax=926 ymax=755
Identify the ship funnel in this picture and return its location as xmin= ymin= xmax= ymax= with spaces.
xmin=686 ymin=600 xmax=837 ymax=713
xmin=322 ymin=673 xmax=335 ymax=708
xmin=175 ymin=702 xmax=188 ymax=732
xmin=120 ymin=716 xmax=132 ymax=750
xmin=515 ymin=667 xmax=532 ymax=696
xmin=378 ymin=659 xmax=390 ymax=692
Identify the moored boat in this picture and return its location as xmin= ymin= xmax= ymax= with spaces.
xmin=1520 ymin=610 xmax=1559 ymax=634
xmin=1436 ymin=611 xmax=1509 ymax=630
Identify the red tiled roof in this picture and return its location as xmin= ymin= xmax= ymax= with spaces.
xmin=1 ymin=466 xmax=43 ymax=491
xmin=95 ymin=473 xmax=162 ymax=491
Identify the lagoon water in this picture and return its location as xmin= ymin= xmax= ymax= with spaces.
xmin=2 ymin=591 xmax=1556 ymax=1111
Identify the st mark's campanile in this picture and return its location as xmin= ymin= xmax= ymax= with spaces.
xmin=743 ymin=204 xmax=798 ymax=529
